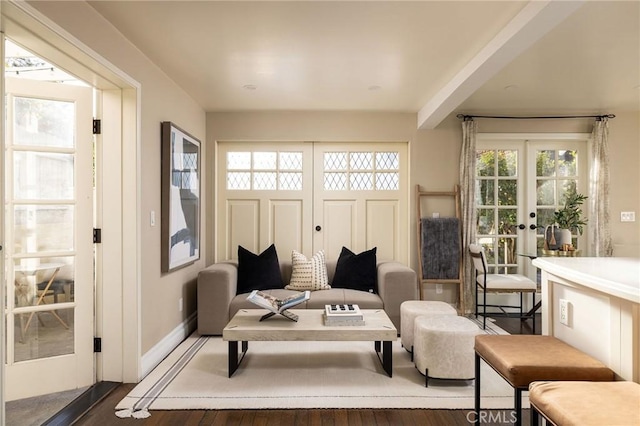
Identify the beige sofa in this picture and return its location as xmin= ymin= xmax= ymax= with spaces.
xmin=197 ymin=259 xmax=418 ymax=335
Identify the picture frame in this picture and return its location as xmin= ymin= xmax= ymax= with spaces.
xmin=161 ymin=121 xmax=201 ymax=272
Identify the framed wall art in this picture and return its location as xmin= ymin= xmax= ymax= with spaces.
xmin=161 ymin=121 xmax=201 ymax=272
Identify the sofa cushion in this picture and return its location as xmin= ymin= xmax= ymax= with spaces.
xmin=306 ymin=289 xmax=383 ymax=310
xmin=285 ymin=250 xmax=330 ymax=291
xmin=237 ymin=244 xmax=283 ymax=295
xmin=331 ymin=246 xmax=377 ymax=293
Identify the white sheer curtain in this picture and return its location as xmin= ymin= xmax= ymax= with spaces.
xmin=589 ymin=118 xmax=613 ymax=256
xmin=460 ymin=119 xmax=477 ymax=313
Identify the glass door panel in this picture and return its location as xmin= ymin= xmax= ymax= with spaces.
xmin=5 ymin=74 xmax=94 ymax=400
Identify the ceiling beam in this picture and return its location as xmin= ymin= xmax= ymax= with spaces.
xmin=417 ymin=0 xmax=585 ymax=130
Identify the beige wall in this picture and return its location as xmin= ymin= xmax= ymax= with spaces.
xmin=29 ymin=1 xmax=207 ymax=354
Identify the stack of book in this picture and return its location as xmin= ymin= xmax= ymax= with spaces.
xmin=323 ymin=304 xmax=365 ymax=326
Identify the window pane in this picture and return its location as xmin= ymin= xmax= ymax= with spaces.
xmin=558 ymin=150 xmax=577 ymax=177
xmin=477 ymin=180 xmax=494 ymax=206
xmin=350 ymin=152 xmax=373 ymax=170
xmin=558 ymin=180 xmax=578 ymax=204
xmin=324 ymin=172 xmax=346 ymax=190
xmin=253 ymin=152 xmax=276 ymax=170
xmin=477 ymin=209 xmax=495 ymax=235
xmin=324 ymin=152 xmax=347 ymax=170
xmin=497 ymin=237 xmax=516 ymax=264
xmin=13 ymin=205 xmax=74 ymax=254
xmin=498 ymin=209 xmax=517 ymax=235
xmin=279 ymin=152 xmax=302 ymax=170
xmin=497 ymin=180 xmax=517 ymax=206
xmin=497 ymin=150 xmax=517 ymax=177
xmin=14 ymin=152 xmax=74 ymax=200
xmin=536 ymin=209 xmax=555 ymax=234
xmin=536 ymin=150 xmax=556 ymax=177
xmin=14 ymin=308 xmax=74 ymax=361
xmin=227 ymin=172 xmax=250 ymax=190
xmin=350 ymin=172 xmax=373 ymax=190
xmin=376 ymin=172 xmax=399 ymax=190
xmin=476 ymin=150 xmax=495 ymax=177
xmin=279 ymin=172 xmax=302 ymax=190
xmin=536 ymin=180 xmax=555 ymax=205
xmin=13 ymin=97 xmax=74 ymax=148
xmin=253 ymin=172 xmax=276 ymax=190
xmin=376 ymin=152 xmax=399 ymax=170
xmin=227 ymin=152 xmax=250 ymax=170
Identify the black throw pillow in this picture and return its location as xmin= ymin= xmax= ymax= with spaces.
xmin=236 ymin=244 xmax=283 ymax=294
xmin=331 ymin=246 xmax=377 ymax=293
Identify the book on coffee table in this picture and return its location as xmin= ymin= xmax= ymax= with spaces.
xmin=323 ymin=304 xmax=365 ymax=326
xmin=246 ymin=290 xmax=310 ymax=322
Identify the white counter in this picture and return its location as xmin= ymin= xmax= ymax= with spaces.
xmin=533 ymin=257 xmax=640 ymax=382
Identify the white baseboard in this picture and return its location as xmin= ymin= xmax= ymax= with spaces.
xmin=141 ymin=312 xmax=197 ymax=378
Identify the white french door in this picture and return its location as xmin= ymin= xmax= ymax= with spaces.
xmin=216 ymin=141 xmax=408 ymax=264
xmin=476 ymin=134 xmax=589 ymax=281
xmin=4 ymin=77 xmax=95 ymax=400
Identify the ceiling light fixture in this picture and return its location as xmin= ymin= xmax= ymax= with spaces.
xmin=243 ymin=84 xmax=257 ymax=90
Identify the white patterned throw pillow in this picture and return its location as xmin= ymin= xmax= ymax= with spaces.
xmin=285 ymin=250 xmax=330 ymax=291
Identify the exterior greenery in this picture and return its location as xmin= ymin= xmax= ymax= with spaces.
xmin=553 ymin=192 xmax=588 ymax=234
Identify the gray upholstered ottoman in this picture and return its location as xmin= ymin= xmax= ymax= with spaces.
xmin=400 ymin=300 xmax=457 ymax=354
xmin=413 ymin=315 xmax=480 ymax=386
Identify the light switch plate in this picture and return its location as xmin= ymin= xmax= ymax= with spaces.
xmin=621 ymin=211 xmax=636 ymax=222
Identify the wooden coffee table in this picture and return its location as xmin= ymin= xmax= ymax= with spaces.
xmin=222 ymin=309 xmax=397 ymax=377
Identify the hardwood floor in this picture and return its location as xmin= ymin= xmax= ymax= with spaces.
xmin=71 ymin=315 xmax=539 ymax=426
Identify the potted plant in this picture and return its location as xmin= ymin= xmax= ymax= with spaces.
xmin=549 ymin=192 xmax=588 ymax=249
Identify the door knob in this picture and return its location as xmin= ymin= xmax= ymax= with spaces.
xmin=518 ymin=224 xmax=526 ymax=230
xmin=530 ymin=224 xmax=537 ymax=230
xmin=529 ymin=212 xmax=536 ymax=218
xmin=315 ymin=225 xmax=322 ymax=231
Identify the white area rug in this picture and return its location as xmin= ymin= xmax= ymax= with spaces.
xmin=116 ymin=317 xmax=525 ymax=418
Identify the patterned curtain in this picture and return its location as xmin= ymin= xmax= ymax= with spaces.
xmin=459 ymin=119 xmax=478 ymax=313
xmin=589 ymin=118 xmax=613 ymax=256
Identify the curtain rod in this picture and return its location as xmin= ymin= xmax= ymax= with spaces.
xmin=457 ymin=113 xmax=615 ymax=121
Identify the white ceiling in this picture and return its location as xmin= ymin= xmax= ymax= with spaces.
xmin=88 ymin=1 xmax=639 ymax=128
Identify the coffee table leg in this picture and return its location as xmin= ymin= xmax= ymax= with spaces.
xmin=383 ymin=341 xmax=393 ymax=377
xmin=374 ymin=340 xmax=393 ymax=377
xmin=228 ymin=341 xmax=238 ymax=378
xmin=228 ymin=340 xmax=249 ymax=378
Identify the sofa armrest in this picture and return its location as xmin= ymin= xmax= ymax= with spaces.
xmin=377 ymin=262 xmax=418 ymax=331
xmin=197 ymin=261 xmax=238 ymax=335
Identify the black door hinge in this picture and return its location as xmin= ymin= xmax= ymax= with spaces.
xmin=93 ymin=228 xmax=102 ymax=244
xmin=94 ymin=337 xmax=102 ymax=353
xmin=93 ymin=119 xmax=101 ymax=135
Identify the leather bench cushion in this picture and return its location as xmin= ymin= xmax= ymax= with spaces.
xmin=229 ymin=288 xmax=383 ymax=319
xmin=474 ymin=335 xmax=614 ymax=388
xmin=529 ymin=381 xmax=640 ymax=426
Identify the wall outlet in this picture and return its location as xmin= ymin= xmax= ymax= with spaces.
xmin=432 ymin=212 xmax=440 ymax=218
xmin=436 ymin=283 xmax=443 ymax=294
xmin=559 ymin=299 xmax=569 ymax=326
xmin=178 ymin=297 xmax=183 ymax=312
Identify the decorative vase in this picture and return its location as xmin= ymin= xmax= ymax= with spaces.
xmin=558 ymin=228 xmax=572 ymax=247
xmin=544 ymin=225 xmax=571 ymax=251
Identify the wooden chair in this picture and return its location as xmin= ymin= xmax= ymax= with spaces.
xmin=469 ymin=244 xmax=537 ymax=333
